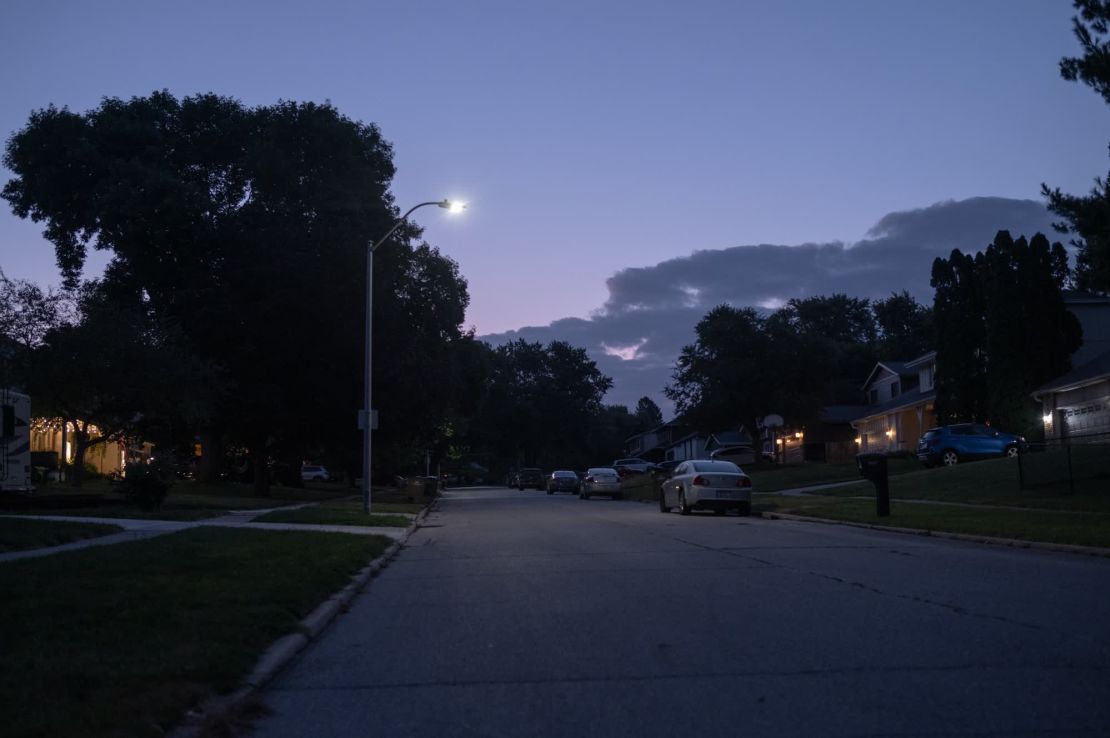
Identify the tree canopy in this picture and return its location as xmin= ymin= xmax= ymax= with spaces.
xmin=2 ymin=92 xmax=471 ymax=490
xmin=1043 ymin=0 xmax=1110 ymax=292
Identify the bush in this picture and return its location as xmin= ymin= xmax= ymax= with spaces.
xmin=116 ymin=460 xmax=173 ymax=511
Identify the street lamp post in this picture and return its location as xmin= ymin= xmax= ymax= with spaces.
xmin=363 ymin=199 xmax=465 ymax=514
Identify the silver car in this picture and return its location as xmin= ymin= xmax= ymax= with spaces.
xmin=580 ymin=467 xmax=622 ymax=500
xmin=659 ymin=459 xmax=752 ymax=516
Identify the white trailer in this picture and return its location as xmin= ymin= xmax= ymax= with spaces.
xmin=1 ymin=388 xmax=33 ymax=493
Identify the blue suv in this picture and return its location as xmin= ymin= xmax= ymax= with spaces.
xmin=917 ymin=424 xmax=1026 ymax=467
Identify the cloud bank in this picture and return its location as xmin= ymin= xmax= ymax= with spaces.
xmin=480 ymin=197 xmax=1061 ymax=415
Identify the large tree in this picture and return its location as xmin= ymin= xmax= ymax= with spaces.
xmin=666 ymin=305 xmax=823 ymax=437
xmin=2 ymin=92 xmax=470 ymax=493
xmin=932 ymin=232 xmax=1081 ymax=432
xmin=471 ymin=339 xmax=612 ymax=470
xmin=1042 ymin=0 xmax=1110 ymax=291
xmin=872 ymin=291 xmax=934 ymax=360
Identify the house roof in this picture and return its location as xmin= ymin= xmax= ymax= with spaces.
xmin=851 ymin=387 xmax=936 ymax=424
xmin=860 ymin=360 xmax=916 ymax=390
xmin=708 ymin=429 xmax=752 ymax=446
xmin=905 ymin=350 xmax=937 ymax=369
xmin=1032 ymin=347 xmax=1110 ymax=398
xmin=665 ymin=431 xmax=707 ymax=449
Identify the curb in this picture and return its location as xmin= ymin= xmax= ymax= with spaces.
xmin=170 ymin=500 xmax=436 ymax=737
xmin=759 ymin=510 xmax=1110 ymax=558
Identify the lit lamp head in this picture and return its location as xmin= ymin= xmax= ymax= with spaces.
xmin=439 ymin=199 xmax=467 ymax=214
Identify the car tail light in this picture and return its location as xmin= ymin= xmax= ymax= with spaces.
xmin=736 ymin=477 xmax=752 ymax=488
xmin=692 ymin=475 xmax=709 ymax=486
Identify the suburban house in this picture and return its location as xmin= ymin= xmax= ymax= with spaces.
xmin=664 ymin=432 xmax=709 ymax=462
xmin=623 ymin=419 xmax=687 ymax=462
xmin=852 ymin=351 xmax=938 ymax=453
xmin=806 ymin=405 xmax=870 ymax=463
xmin=1032 ymin=291 xmax=1110 ymax=444
xmin=30 ymin=419 xmax=149 ymax=478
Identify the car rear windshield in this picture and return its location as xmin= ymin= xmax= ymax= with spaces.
xmin=588 ymin=468 xmax=618 ymax=476
xmin=691 ymin=461 xmax=741 ymax=473
xmin=553 ymin=471 xmax=576 ymax=478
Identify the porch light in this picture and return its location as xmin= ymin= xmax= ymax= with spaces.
xmin=1043 ymin=414 xmax=1052 ymax=424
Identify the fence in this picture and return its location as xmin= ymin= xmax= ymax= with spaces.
xmin=1018 ymin=432 xmax=1110 ymax=492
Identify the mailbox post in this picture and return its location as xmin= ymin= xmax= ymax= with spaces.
xmin=856 ymin=452 xmax=890 ymax=517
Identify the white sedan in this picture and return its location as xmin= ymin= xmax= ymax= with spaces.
xmin=580 ymin=467 xmax=622 ymax=499
xmin=659 ymin=459 xmax=752 ymax=516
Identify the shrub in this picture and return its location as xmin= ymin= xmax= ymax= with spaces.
xmin=117 ymin=460 xmax=174 ymax=511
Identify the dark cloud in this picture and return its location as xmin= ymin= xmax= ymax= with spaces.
xmin=480 ymin=197 xmax=1060 ymax=415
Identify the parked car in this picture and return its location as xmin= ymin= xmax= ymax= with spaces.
xmin=613 ymin=457 xmax=653 ymax=476
xmin=659 ymin=459 xmax=752 ymax=516
xmin=580 ymin=467 xmax=622 ymax=499
xmin=546 ymin=470 xmax=580 ymax=495
xmin=708 ymin=445 xmax=757 ymax=466
xmin=301 ymin=464 xmax=330 ymax=482
xmin=916 ymin=424 xmax=1027 ymax=467
xmin=654 ymin=459 xmax=682 ymax=478
xmin=517 ymin=467 xmax=546 ymax=490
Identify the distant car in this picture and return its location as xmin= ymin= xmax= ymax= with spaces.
xmin=708 ymin=445 xmax=757 ymax=466
xmin=659 ymin=459 xmax=752 ymax=516
xmin=301 ymin=464 xmax=330 ymax=482
xmin=517 ymin=467 xmax=545 ymax=491
xmin=917 ymin=424 xmax=1027 ymax=467
xmin=580 ymin=467 xmax=622 ymax=499
xmin=612 ymin=458 xmax=653 ymax=476
xmin=547 ymin=470 xmax=580 ymax=495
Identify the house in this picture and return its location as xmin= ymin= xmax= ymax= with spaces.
xmin=1031 ymin=291 xmax=1110 ymax=443
xmin=851 ymin=352 xmax=937 ymax=453
xmin=806 ymin=405 xmax=870 ymax=463
xmin=663 ymin=432 xmax=709 ymax=462
xmin=1032 ymin=348 xmax=1110 ymax=443
xmin=30 ymin=418 xmax=149 ymax=478
xmin=1063 ymin=290 xmax=1110 ymax=367
xmin=623 ymin=420 xmax=687 ymax=463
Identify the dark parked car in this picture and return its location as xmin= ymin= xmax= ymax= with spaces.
xmin=917 ymin=424 xmax=1026 ymax=467
xmin=546 ymin=470 xmax=580 ymax=495
xmin=517 ymin=468 xmax=545 ymax=490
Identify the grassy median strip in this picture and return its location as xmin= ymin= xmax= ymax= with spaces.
xmin=759 ymin=495 xmax=1110 ymax=549
xmin=0 ymin=517 xmax=124 ymax=553
xmin=0 ymin=526 xmax=391 ymax=738
xmin=252 ymin=499 xmax=412 ymax=527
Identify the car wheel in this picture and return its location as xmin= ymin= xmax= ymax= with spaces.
xmin=737 ymin=501 xmax=751 ymax=516
xmin=1005 ymin=445 xmax=1019 ymax=458
xmin=679 ymin=490 xmax=691 ymax=516
xmin=713 ymin=508 xmax=725 ymax=516
xmin=547 ymin=488 xmax=553 ymax=495
xmin=941 ymin=449 xmax=960 ymax=466
xmin=518 ymin=485 xmax=524 ymax=491
xmin=614 ymin=493 xmax=623 ymax=500
xmin=659 ymin=491 xmax=670 ymax=512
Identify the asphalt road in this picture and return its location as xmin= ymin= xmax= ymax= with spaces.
xmin=251 ymin=486 xmax=1110 ymax=737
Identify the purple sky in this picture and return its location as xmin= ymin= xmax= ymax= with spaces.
xmin=1 ymin=0 xmax=1106 ymax=345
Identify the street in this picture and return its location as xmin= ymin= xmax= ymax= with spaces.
xmin=251 ymin=486 xmax=1110 ymax=737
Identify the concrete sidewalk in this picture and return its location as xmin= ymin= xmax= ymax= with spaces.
xmin=0 ymin=507 xmax=410 ymax=564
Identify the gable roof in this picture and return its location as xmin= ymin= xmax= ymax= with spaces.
xmin=860 ymin=361 xmax=915 ymax=390
xmin=1032 ymin=348 xmax=1110 ymax=398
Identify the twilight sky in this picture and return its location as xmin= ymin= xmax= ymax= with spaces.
xmin=1 ymin=1 xmax=1106 ymax=410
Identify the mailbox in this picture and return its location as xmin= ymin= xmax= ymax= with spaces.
xmin=855 ymin=452 xmax=890 ymax=517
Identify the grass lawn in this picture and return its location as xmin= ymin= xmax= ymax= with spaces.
xmin=0 ymin=527 xmax=391 ymax=738
xmin=0 ymin=517 xmax=123 ymax=553
xmin=744 ymin=457 xmax=922 ymax=492
xmin=758 ymin=494 xmax=1110 ymax=549
xmin=5 ymin=480 xmax=355 ymax=522
xmin=811 ymin=456 xmax=1110 ymax=512
xmin=252 ymin=498 xmax=413 ymax=527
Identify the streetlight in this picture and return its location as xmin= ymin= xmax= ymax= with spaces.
xmin=362 ymin=199 xmax=466 ymax=513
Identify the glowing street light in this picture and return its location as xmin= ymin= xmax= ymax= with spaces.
xmin=362 ymin=199 xmax=466 ymax=514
